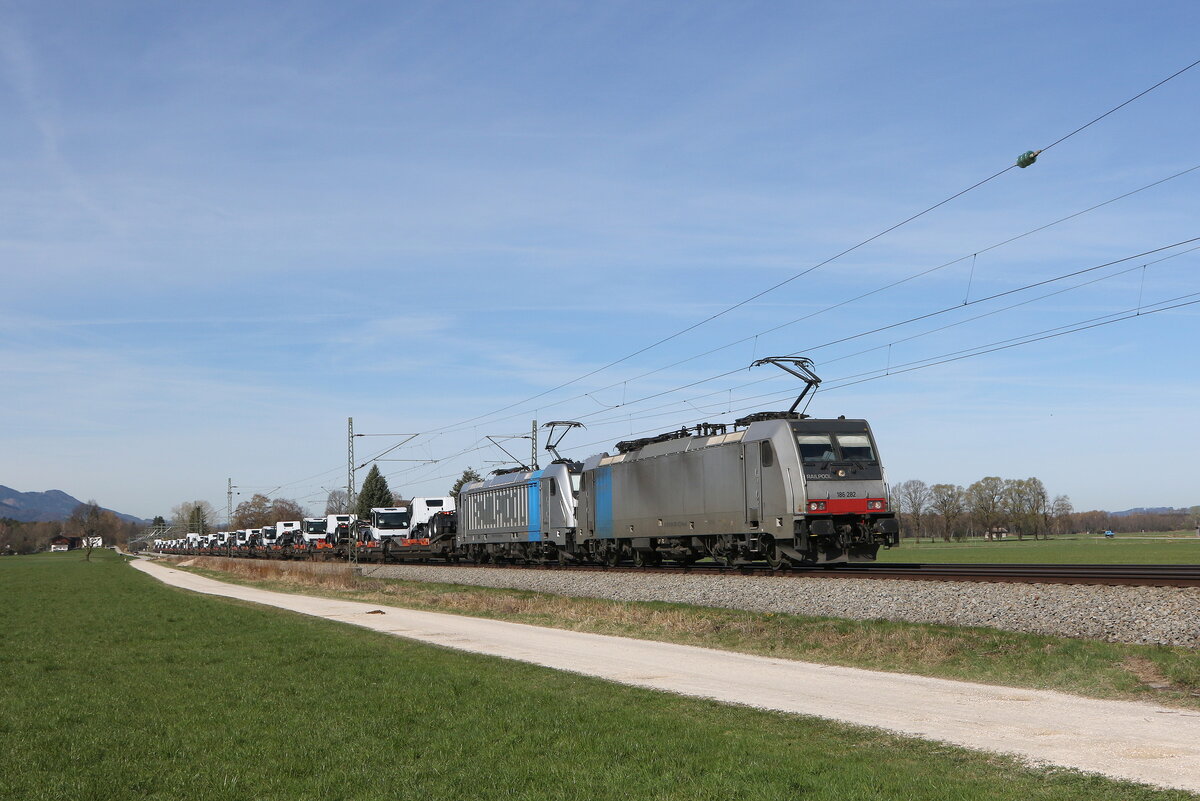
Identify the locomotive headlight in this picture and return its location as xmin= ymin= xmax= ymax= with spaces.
xmin=808 ymin=501 xmax=826 ymax=511
xmin=867 ymin=500 xmax=883 ymax=510
xmin=837 ymin=469 xmax=846 ymax=477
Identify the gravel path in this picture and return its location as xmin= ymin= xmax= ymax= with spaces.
xmin=133 ymin=559 xmax=1200 ymax=793
xmin=361 ymin=564 xmax=1200 ymax=647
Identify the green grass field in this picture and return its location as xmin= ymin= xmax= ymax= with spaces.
xmin=3 ymin=551 xmax=1197 ymax=800
xmin=178 ymin=556 xmax=1200 ymax=711
xmin=877 ymin=532 xmax=1200 ymax=564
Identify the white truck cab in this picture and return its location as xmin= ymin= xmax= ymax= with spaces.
xmin=369 ymin=497 xmax=455 ymax=541
xmin=275 ymin=521 xmax=301 ymax=543
xmin=298 ymin=518 xmax=327 ymax=545
xmin=325 ymin=514 xmax=357 ymax=544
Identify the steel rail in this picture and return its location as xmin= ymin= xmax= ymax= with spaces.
xmin=365 ymin=559 xmax=1200 ymax=587
xmin=152 ymin=550 xmax=1200 ymax=587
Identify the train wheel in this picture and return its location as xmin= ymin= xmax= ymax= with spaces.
xmin=707 ymin=537 xmax=734 ymax=566
xmin=763 ymin=538 xmax=786 ymax=570
xmin=634 ymin=550 xmax=661 ymax=568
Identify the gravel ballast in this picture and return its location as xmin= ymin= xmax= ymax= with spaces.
xmin=361 ymin=564 xmax=1200 ymax=647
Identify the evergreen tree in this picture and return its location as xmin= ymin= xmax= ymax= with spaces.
xmin=187 ymin=505 xmax=208 ymax=535
xmin=356 ymin=465 xmax=394 ymax=518
xmin=450 ymin=467 xmax=483 ymax=499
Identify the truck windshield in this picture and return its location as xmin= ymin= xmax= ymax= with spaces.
xmin=374 ymin=511 xmax=411 ymax=529
xmin=303 ymin=521 xmax=327 ymax=533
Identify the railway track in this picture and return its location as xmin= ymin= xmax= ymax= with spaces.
xmin=156 ymin=549 xmax=1200 ymax=587
xmin=366 ymin=559 xmax=1200 ymax=588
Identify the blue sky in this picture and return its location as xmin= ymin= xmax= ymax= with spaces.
xmin=2 ymin=1 xmax=1197 ymax=519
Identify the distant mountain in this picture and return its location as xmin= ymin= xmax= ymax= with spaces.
xmin=0 ymin=485 xmax=148 ymax=525
xmin=1110 ymin=506 xmax=1193 ymax=517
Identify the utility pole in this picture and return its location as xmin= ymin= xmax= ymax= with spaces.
xmin=347 ymin=417 xmax=355 ymax=510
xmin=226 ymin=478 xmax=233 ymax=527
xmin=531 ymin=418 xmax=538 ymax=471
xmin=347 ymin=417 xmax=356 ymax=565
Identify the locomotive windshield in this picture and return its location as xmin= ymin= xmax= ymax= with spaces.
xmin=835 ymin=433 xmax=876 ymax=462
xmin=374 ymin=511 xmax=411 ymax=529
xmin=795 ymin=432 xmax=877 ymax=464
xmin=796 ymin=434 xmax=836 ymax=463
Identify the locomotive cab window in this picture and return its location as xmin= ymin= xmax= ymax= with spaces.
xmin=796 ymin=434 xmax=836 ymax=463
xmin=760 ymin=441 xmax=774 ymax=467
xmin=835 ymin=433 xmax=876 ymax=462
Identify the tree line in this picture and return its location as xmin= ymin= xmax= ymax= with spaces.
xmin=892 ymin=477 xmax=1200 ymax=541
xmin=0 ymin=501 xmax=142 ymax=555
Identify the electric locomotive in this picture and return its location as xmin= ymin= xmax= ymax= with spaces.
xmin=577 ymin=412 xmax=898 ymax=566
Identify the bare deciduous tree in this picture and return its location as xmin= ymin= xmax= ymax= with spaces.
xmin=172 ymin=500 xmax=216 ymax=534
xmin=270 ymin=497 xmax=307 ymax=524
xmin=324 ymin=490 xmax=350 ymax=515
xmin=67 ymin=501 xmax=116 ymax=561
xmin=967 ymin=476 xmax=1006 ymax=540
xmin=896 ymin=479 xmax=932 ymax=541
xmin=929 ymin=484 xmax=966 ymax=541
xmin=1001 ymin=478 xmax=1049 ymax=540
xmin=1050 ymin=494 xmax=1074 ymax=536
xmin=232 ymin=494 xmax=274 ymax=528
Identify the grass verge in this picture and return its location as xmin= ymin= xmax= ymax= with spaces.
xmin=169 ymin=556 xmax=1200 ymax=712
xmin=877 ymin=533 xmax=1200 ymax=563
xmin=3 ymin=550 xmax=1196 ymax=800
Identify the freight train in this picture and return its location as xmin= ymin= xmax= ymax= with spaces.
xmin=155 ymin=411 xmax=899 ymax=567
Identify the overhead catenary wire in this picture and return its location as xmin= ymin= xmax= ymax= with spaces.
xmin=788 ymin=236 xmax=1200 ymax=357
xmin=477 ymin=237 xmax=1200 ymax=428
xmin=566 ymin=289 xmax=1200 ymax=458
xmin=405 ymin=162 xmax=1200 ymax=442
xmin=403 ymin=57 xmax=1200 ymax=442
xmin=373 ymin=237 xmax=1200 ymax=489
xmin=395 ymin=288 xmax=1200 ymax=493
xmin=391 ymin=280 xmax=1200 ymax=490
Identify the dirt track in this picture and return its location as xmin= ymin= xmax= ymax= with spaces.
xmin=132 ymin=558 xmax=1200 ymax=793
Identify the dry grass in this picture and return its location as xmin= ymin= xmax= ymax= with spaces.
xmin=1123 ymin=656 xmax=1176 ymax=690
xmin=163 ymin=555 xmax=357 ymax=590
